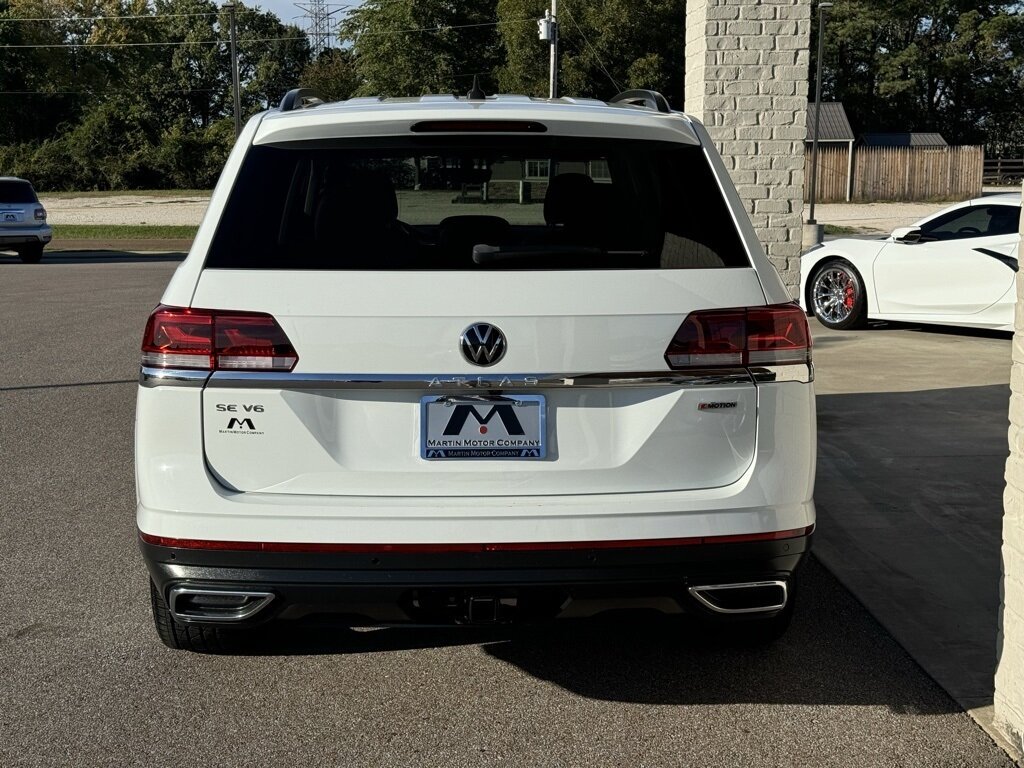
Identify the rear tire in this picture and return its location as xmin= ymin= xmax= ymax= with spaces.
xmin=17 ymin=244 xmax=43 ymax=264
xmin=149 ymin=580 xmax=234 ymax=653
xmin=809 ymin=259 xmax=867 ymax=330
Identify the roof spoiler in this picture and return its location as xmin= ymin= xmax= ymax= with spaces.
xmin=609 ymin=89 xmax=671 ymax=114
xmin=279 ymin=88 xmax=325 ymax=112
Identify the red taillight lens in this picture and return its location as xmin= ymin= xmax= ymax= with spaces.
xmin=664 ymin=310 xmax=746 ymax=368
xmin=746 ymin=305 xmax=811 ymax=365
xmin=665 ymin=303 xmax=810 ymax=369
xmin=141 ymin=305 xmax=298 ymax=371
xmin=141 ymin=306 xmax=214 ymax=369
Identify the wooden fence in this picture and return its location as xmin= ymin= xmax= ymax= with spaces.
xmin=804 ymin=145 xmax=984 ymax=203
xmin=984 ymin=157 xmax=1024 ymax=185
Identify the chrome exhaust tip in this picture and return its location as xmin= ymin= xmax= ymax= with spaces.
xmin=688 ymin=580 xmax=788 ymax=614
xmin=168 ymin=587 xmax=275 ymax=623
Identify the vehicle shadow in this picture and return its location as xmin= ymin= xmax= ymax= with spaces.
xmin=814 ymin=383 xmax=1008 ymax=711
xmin=224 ymin=556 xmax=960 ymax=713
xmin=865 ymin=318 xmax=1012 ymax=340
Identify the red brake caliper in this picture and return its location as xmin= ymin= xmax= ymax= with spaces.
xmin=844 ymin=281 xmax=855 ymax=309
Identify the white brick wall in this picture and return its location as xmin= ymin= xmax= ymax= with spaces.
xmin=995 ymin=184 xmax=1024 ymax=759
xmin=685 ymin=0 xmax=811 ymax=295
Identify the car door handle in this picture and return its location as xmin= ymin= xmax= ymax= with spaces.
xmin=974 ymin=247 xmax=1018 ymax=272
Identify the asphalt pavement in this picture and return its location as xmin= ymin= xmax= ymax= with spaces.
xmin=811 ymin=317 xmax=1017 ymax=756
xmin=0 ymin=254 xmax=1016 ymax=767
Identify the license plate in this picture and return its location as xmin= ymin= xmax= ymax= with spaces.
xmin=3 ymin=212 xmax=20 ymax=223
xmin=421 ymin=395 xmax=546 ymax=460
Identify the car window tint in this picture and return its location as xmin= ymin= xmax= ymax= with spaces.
xmin=203 ymin=137 xmax=750 ymax=271
xmin=920 ymin=205 xmax=1019 ymax=241
xmin=985 ymin=205 xmax=1021 ymax=237
xmin=0 ymin=181 xmax=38 ymax=204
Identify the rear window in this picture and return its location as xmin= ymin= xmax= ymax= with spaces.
xmin=0 ymin=180 xmax=38 ymax=204
xmin=205 ymin=136 xmax=749 ymax=270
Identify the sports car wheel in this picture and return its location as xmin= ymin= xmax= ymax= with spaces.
xmin=811 ymin=260 xmax=867 ymax=330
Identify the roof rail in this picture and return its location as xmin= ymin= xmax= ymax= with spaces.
xmin=609 ymin=89 xmax=671 ymax=114
xmin=279 ymin=88 xmax=325 ymax=112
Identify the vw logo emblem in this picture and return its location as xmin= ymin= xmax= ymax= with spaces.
xmin=460 ymin=323 xmax=506 ymax=367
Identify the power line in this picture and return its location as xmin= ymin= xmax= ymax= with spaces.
xmin=561 ymin=7 xmax=622 ymax=93
xmin=0 ymin=11 xmax=227 ymax=22
xmin=1 ymin=88 xmax=219 ymax=94
xmin=350 ymin=18 xmax=532 ymax=37
xmin=1 ymin=35 xmax=307 ymax=49
xmin=0 ymin=4 xmax=367 ymax=23
xmin=0 ymin=17 xmax=532 ymax=49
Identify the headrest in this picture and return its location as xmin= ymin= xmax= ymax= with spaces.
xmin=544 ymin=173 xmax=596 ymax=227
xmin=315 ymin=169 xmax=398 ymax=239
xmin=439 ymin=215 xmax=510 ymax=238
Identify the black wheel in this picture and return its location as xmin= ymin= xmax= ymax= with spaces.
xmin=149 ymin=580 xmax=233 ymax=653
xmin=809 ymin=259 xmax=867 ymax=330
xmin=17 ymin=243 xmax=43 ymax=263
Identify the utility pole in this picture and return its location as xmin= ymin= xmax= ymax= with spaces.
xmin=225 ymin=1 xmax=242 ymax=138
xmin=537 ymin=0 xmax=558 ymax=99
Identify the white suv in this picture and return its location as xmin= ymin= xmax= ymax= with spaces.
xmin=0 ymin=177 xmax=51 ymax=263
xmin=136 ymin=88 xmax=816 ymax=651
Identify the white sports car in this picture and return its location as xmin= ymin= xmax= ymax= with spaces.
xmin=800 ymin=193 xmax=1021 ymax=331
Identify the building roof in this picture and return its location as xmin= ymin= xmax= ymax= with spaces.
xmin=806 ymin=102 xmax=854 ymax=142
xmin=860 ymin=132 xmax=948 ymax=147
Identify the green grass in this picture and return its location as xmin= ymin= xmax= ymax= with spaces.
xmin=823 ymin=224 xmax=861 ymax=235
xmin=51 ymin=224 xmax=198 ymax=240
xmin=41 ymin=189 xmax=211 ymax=199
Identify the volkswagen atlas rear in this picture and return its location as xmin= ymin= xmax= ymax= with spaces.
xmin=135 ymin=90 xmax=815 ymax=651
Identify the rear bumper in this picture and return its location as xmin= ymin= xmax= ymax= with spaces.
xmin=141 ymin=531 xmax=811 ymax=626
xmin=0 ymin=226 xmax=51 ymax=246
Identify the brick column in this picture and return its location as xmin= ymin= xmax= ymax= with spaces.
xmin=996 ymin=183 xmax=1024 ymax=761
xmin=685 ymin=0 xmax=811 ymax=296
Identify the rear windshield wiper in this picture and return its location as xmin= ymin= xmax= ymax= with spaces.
xmin=471 ymin=244 xmax=644 ymax=268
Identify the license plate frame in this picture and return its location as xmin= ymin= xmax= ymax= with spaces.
xmin=420 ymin=394 xmax=547 ymax=460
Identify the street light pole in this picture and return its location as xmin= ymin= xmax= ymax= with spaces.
xmin=807 ymin=1 xmax=832 ymax=238
xmin=225 ymin=1 xmax=241 ymax=138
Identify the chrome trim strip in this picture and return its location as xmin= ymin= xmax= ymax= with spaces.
xmin=139 ymin=366 xmax=211 ymax=388
xmin=749 ymin=363 xmax=814 ymax=384
xmin=203 ymin=370 xmax=755 ymax=390
xmin=168 ymin=587 xmax=275 ymax=624
xmin=142 ymin=366 xmax=817 ymax=390
xmin=688 ymin=580 xmax=788 ymax=615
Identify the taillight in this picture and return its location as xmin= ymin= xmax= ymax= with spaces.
xmin=34 ymin=207 xmax=46 ymax=221
xmin=665 ymin=303 xmax=810 ymax=369
xmin=141 ymin=305 xmax=298 ymax=371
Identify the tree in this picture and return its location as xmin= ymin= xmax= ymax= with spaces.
xmin=496 ymin=0 xmax=685 ymax=105
xmin=338 ymin=0 xmax=504 ymax=96
xmin=232 ymin=5 xmax=311 ymax=111
xmin=0 ymin=0 xmax=311 ymax=188
xmin=301 ymin=47 xmax=361 ymax=101
xmin=813 ymin=1 xmax=1024 ymax=149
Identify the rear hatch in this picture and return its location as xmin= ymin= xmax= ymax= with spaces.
xmin=178 ymin=125 xmax=777 ymax=497
xmin=193 ymin=270 xmax=766 ymax=496
xmin=0 ymin=179 xmax=38 ymax=229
